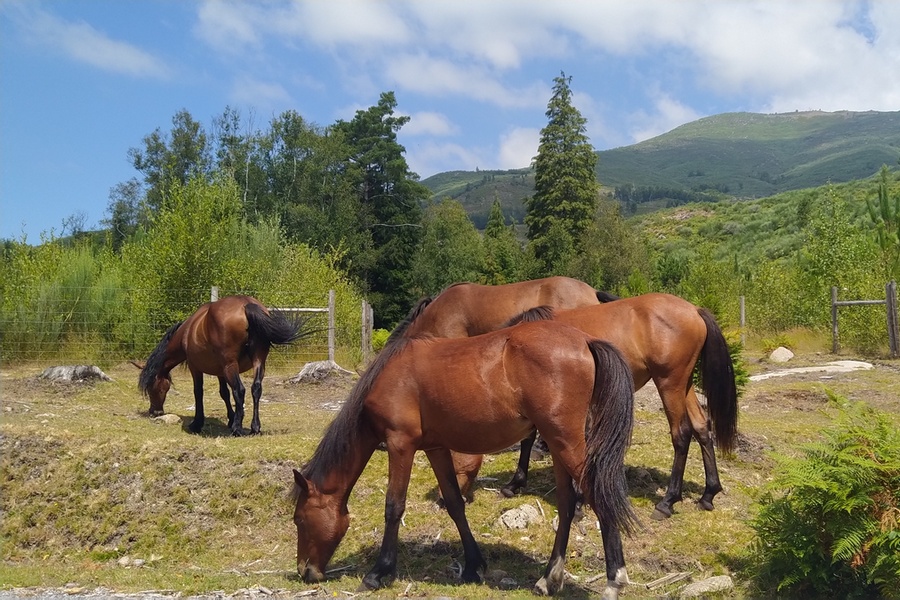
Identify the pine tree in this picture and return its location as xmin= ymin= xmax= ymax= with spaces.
xmin=525 ymin=72 xmax=599 ymax=274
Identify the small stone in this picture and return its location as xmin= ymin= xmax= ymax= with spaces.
xmin=769 ymin=346 xmax=794 ymax=362
xmin=155 ymin=414 xmax=181 ymax=425
xmin=499 ymin=577 xmax=517 ymax=589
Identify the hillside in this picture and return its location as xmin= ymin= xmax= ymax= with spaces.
xmin=422 ymin=110 xmax=900 ymax=224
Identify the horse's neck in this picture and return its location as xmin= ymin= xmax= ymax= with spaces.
xmin=319 ymin=425 xmax=380 ymax=502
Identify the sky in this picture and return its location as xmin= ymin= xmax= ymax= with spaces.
xmin=2 ymin=1 xmax=899 ymax=242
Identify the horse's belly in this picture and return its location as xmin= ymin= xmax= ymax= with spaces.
xmin=420 ymin=413 xmax=533 ymax=455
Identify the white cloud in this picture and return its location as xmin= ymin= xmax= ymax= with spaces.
xmin=10 ymin=3 xmax=169 ymax=78
xmin=228 ymin=75 xmax=293 ymax=110
xmin=403 ymin=112 xmax=459 ymax=137
xmin=404 ymin=140 xmax=483 ymax=179
xmin=194 ymin=0 xmax=262 ymax=51
xmin=629 ymin=94 xmax=702 ymax=143
xmin=498 ymin=127 xmax=539 ymax=170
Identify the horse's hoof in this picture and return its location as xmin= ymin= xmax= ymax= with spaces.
xmin=359 ymin=573 xmax=383 ymax=591
xmin=650 ymin=507 xmax=672 ymax=520
xmin=461 ymin=570 xmax=482 ymax=584
xmin=534 ymin=576 xmax=561 ymax=596
xmin=500 ymin=486 xmax=518 ymax=498
xmin=231 ymin=429 xmax=245 ymax=437
xmin=188 ymin=422 xmax=203 ymax=434
xmin=698 ymin=498 xmax=715 ymax=511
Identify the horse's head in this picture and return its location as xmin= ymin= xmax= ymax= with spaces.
xmin=146 ymin=374 xmax=171 ymax=417
xmin=292 ymin=469 xmax=349 ymax=583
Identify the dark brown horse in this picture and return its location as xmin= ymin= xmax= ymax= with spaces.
xmin=138 ymin=295 xmax=306 ymax=436
xmin=399 ymin=276 xmax=601 ymax=338
xmin=452 ymin=293 xmax=738 ymax=519
xmin=291 ymin=319 xmax=637 ymax=598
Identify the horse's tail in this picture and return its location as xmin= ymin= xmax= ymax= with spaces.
xmin=596 ymin=290 xmax=620 ymax=303
xmin=503 ymin=305 xmax=554 ymax=327
xmin=697 ymin=308 xmax=738 ymax=453
xmin=138 ymin=321 xmax=182 ymax=396
xmin=581 ymin=340 xmax=639 ymax=536
xmin=245 ymin=303 xmax=307 ymax=348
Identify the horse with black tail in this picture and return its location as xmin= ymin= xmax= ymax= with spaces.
xmin=291 ymin=318 xmax=637 ymax=598
xmin=452 ymin=293 xmax=739 ymax=519
xmin=138 ymin=295 xmax=308 ymax=436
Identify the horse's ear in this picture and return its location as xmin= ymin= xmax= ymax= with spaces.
xmin=293 ymin=468 xmax=309 ymax=499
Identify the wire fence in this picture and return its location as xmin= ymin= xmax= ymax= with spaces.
xmin=0 ymin=286 xmax=366 ymax=370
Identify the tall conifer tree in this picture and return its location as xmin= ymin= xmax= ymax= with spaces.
xmin=525 ymin=72 xmax=599 ymax=274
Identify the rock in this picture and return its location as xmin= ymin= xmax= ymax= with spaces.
xmin=39 ymin=365 xmax=112 ymax=382
xmin=499 ymin=503 xmax=542 ymax=529
xmin=769 ymin=346 xmax=794 ymax=363
xmin=154 ymin=414 xmax=181 ymax=425
xmin=499 ymin=577 xmax=517 ymax=589
xmin=680 ymin=575 xmax=734 ymax=598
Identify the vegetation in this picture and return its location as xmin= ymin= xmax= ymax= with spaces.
xmin=750 ymin=399 xmax=900 ymax=599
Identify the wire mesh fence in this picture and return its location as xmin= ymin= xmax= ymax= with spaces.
xmin=0 ymin=286 xmax=365 ymax=369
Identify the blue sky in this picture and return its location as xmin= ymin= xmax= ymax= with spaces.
xmin=2 ymin=1 xmax=899 ymax=242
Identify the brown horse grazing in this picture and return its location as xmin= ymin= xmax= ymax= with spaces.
xmin=399 ymin=276 xmax=601 ymax=338
xmin=452 ymin=293 xmax=738 ymax=520
xmin=138 ymin=295 xmax=306 ymax=436
xmin=291 ymin=319 xmax=637 ymax=598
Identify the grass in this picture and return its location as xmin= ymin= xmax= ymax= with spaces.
xmin=2 ymin=357 xmax=899 ymax=598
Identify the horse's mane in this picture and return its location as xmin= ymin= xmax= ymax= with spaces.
xmin=301 ymin=335 xmax=414 ymax=487
xmin=503 ymin=305 xmax=555 ymax=327
xmin=384 ymin=296 xmax=433 ymax=345
xmin=596 ymin=290 xmax=620 ymax=303
xmin=137 ymin=321 xmax=183 ymax=395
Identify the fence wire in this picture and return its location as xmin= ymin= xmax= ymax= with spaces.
xmin=1 ymin=287 xmax=356 ymax=369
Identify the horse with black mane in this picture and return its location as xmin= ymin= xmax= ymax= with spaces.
xmin=138 ymin=295 xmax=307 ymax=436
xmin=291 ymin=317 xmax=637 ymax=598
xmin=451 ymin=292 xmax=738 ymax=519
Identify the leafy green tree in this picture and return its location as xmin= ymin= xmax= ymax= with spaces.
xmin=103 ymin=178 xmax=146 ymax=251
xmin=128 ymin=109 xmax=211 ymax=213
xmin=525 ymin=72 xmax=599 ymax=274
xmin=333 ymin=92 xmax=429 ymax=327
xmin=410 ymin=200 xmax=485 ymax=296
xmin=866 ymin=165 xmax=900 ymax=279
xmin=482 ymin=198 xmax=526 ymax=284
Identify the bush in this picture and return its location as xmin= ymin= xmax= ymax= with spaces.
xmin=371 ymin=328 xmax=391 ymax=352
xmin=750 ymin=399 xmax=900 ymax=599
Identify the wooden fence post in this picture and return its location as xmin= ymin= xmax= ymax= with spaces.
xmin=361 ymin=299 xmax=373 ymax=364
xmin=211 ymin=286 xmax=219 ymax=302
xmin=831 ymin=286 xmax=839 ymax=354
xmin=887 ymin=280 xmax=899 ymax=358
xmin=328 ymin=289 xmax=335 ymax=363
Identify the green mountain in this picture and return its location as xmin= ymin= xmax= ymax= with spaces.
xmin=421 ymin=111 xmax=900 ymax=226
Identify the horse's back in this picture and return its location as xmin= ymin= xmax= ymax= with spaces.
xmin=551 ymin=293 xmax=707 ymax=381
xmin=376 ymin=321 xmax=596 ymax=455
xmin=406 ymin=277 xmax=598 ymax=338
xmin=182 ymin=295 xmax=263 ymax=375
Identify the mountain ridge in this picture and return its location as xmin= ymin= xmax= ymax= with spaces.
xmin=421 ymin=110 xmax=900 ymax=227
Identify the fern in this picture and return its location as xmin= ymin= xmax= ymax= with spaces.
xmin=750 ymin=398 xmax=900 ymax=599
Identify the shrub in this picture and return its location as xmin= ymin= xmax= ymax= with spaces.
xmin=750 ymin=399 xmax=900 ymax=599
xmin=371 ymin=328 xmax=391 ymax=352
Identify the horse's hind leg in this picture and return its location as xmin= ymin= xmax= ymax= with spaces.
xmin=686 ymin=387 xmax=723 ymax=510
xmin=189 ymin=370 xmax=205 ymax=433
xmin=217 ymin=377 xmax=235 ymax=428
xmin=225 ymin=366 xmax=247 ymax=436
xmin=653 ymin=379 xmax=692 ymax=519
xmin=501 ymin=428 xmax=537 ymax=497
xmin=248 ymin=359 xmax=265 ymax=435
xmin=426 ymin=448 xmax=487 ymax=584
xmin=534 ymin=459 xmax=577 ymax=596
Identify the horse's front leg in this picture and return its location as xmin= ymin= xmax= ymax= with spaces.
xmin=426 ymin=448 xmax=487 ymax=584
xmin=502 ymin=428 xmax=537 ymax=497
xmin=534 ymin=461 xmax=577 ymax=595
xmin=217 ymin=377 xmax=234 ymax=428
xmin=189 ymin=370 xmax=205 ymax=433
xmin=360 ymin=444 xmax=415 ymax=591
xmin=249 ymin=361 xmax=265 ymax=435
